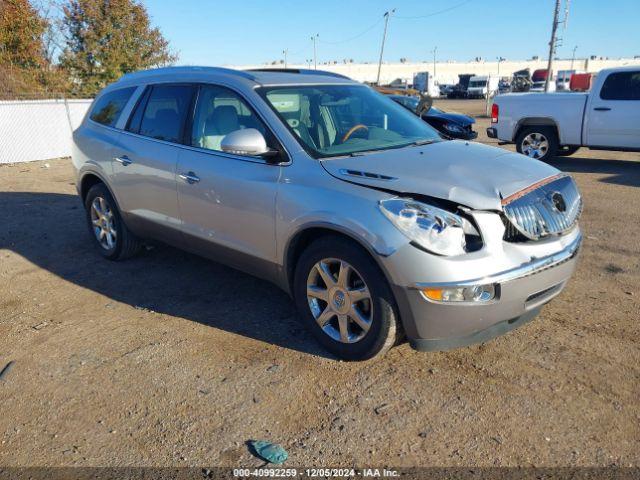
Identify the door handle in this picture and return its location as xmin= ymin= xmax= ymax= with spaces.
xmin=114 ymin=155 xmax=132 ymax=166
xmin=594 ymin=107 xmax=611 ymax=111
xmin=179 ymin=172 xmax=200 ymax=184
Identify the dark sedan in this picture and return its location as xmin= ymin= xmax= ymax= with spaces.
xmin=389 ymin=94 xmax=478 ymax=140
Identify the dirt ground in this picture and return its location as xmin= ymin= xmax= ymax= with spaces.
xmin=0 ymin=99 xmax=638 ymax=468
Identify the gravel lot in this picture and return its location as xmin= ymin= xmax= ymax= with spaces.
xmin=0 ymin=99 xmax=638 ymax=468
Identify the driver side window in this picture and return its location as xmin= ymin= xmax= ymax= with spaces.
xmin=191 ymin=85 xmax=269 ymax=153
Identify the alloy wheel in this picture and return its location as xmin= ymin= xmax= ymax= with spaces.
xmin=521 ymin=132 xmax=549 ymax=159
xmin=306 ymin=258 xmax=373 ymax=344
xmin=90 ymin=196 xmax=117 ymax=250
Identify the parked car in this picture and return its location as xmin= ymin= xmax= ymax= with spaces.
xmin=530 ymin=69 xmax=555 ymax=92
xmin=73 ymin=66 xmax=583 ymax=360
xmin=447 ymin=73 xmax=474 ymax=98
xmin=467 ymin=76 xmax=499 ymax=98
xmin=488 ymin=66 xmax=640 ymax=161
xmin=511 ymin=68 xmax=532 ymax=92
xmin=439 ymin=84 xmax=455 ymax=97
xmin=498 ymin=79 xmax=511 ymax=94
xmin=555 ymin=70 xmax=577 ymax=91
xmin=389 ymin=94 xmax=477 ymax=140
xmin=570 ymin=72 xmax=596 ymax=92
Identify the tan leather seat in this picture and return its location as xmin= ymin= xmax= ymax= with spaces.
xmin=202 ymin=106 xmax=240 ymax=151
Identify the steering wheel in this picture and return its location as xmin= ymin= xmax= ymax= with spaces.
xmin=341 ymin=124 xmax=369 ymax=143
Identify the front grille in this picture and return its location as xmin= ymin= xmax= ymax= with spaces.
xmin=503 ymin=174 xmax=582 ymax=241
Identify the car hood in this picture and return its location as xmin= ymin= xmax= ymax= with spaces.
xmin=424 ymin=111 xmax=475 ymax=125
xmin=320 ymin=140 xmax=560 ymax=211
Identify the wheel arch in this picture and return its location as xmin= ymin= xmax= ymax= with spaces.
xmin=78 ymin=171 xmax=123 ymax=213
xmin=513 ymin=117 xmax=560 ymax=143
xmin=283 ymin=224 xmax=394 ymax=297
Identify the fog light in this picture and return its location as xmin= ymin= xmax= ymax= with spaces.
xmin=420 ymin=284 xmax=496 ymax=303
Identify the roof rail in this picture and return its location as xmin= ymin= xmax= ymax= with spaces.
xmin=120 ymin=66 xmax=256 ymax=82
xmin=246 ymin=68 xmax=351 ymax=80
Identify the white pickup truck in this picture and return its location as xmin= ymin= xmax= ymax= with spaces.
xmin=487 ymin=66 xmax=640 ymax=161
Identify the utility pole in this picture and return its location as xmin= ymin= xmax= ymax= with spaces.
xmin=570 ymin=45 xmax=577 ymax=70
xmin=544 ymin=0 xmax=562 ymax=92
xmin=376 ymin=9 xmax=395 ymax=86
xmin=311 ymin=34 xmax=319 ymax=70
xmin=283 ymin=49 xmax=288 ymax=68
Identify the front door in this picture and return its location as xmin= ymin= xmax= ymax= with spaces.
xmin=110 ymin=84 xmax=196 ymax=244
xmin=176 ymin=84 xmax=283 ymax=280
xmin=586 ymin=70 xmax=640 ymax=149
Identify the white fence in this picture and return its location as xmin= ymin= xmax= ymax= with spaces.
xmin=0 ymin=99 xmax=93 ymax=164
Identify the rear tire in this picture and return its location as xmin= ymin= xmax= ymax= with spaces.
xmin=84 ymin=183 xmax=141 ymax=261
xmin=293 ymin=236 xmax=400 ymax=361
xmin=515 ymin=126 xmax=558 ymax=161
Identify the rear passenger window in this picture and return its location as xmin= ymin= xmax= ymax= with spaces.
xmin=89 ymin=87 xmax=136 ymax=127
xmin=137 ymin=85 xmax=195 ymax=143
xmin=600 ymin=71 xmax=640 ymax=100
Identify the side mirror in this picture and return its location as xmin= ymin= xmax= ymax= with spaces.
xmin=416 ymin=94 xmax=433 ymax=116
xmin=221 ymin=128 xmax=278 ymax=158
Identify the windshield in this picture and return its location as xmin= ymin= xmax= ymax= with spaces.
xmin=469 ymin=80 xmax=487 ymax=87
xmin=259 ymin=85 xmax=442 ymax=158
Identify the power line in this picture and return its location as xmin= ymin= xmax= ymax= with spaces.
xmin=394 ymin=0 xmax=473 ymax=19
xmin=318 ymin=17 xmax=384 ymax=45
xmin=283 ymin=0 xmax=472 ymax=66
xmin=288 ymin=43 xmax=310 ymax=56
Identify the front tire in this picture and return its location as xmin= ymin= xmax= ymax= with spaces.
xmin=293 ymin=236 xmax=400 ymax=361
xmin=84 ymin=183 xmax=141 ymax=260
xmin=516 ymin=126 xmax=558 ymax=161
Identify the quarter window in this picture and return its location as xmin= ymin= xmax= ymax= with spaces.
xmin=190 ymin=85 xmax=271 ymax=153
xmin=137 ymin=85 xmax=195 ymax=143
xmin=600 ymin=71 xmax=640 ymax=100
xmin=89 ymin=87 xmax=136 ymax=127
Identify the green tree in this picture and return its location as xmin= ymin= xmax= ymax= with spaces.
xmin=0 ymin=0 xmax=70 ymax=98
xmin=60 ymin=0 xmax=177 ymax=96
xmin=0 ymin=0 xmax=46 ymax=96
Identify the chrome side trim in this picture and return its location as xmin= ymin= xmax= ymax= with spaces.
xmin=413 ymin=231 xmax=582 ymax=289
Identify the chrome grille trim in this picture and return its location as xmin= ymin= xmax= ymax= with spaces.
xmin=413 ymin=231 xmax=582 ymax=289
xmin=503 ymin=174 xmax=582 ymax=241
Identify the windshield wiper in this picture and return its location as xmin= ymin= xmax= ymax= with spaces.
xmin=344 ymin=139 xmax=438 ymax=157
xmin=410 ymin=139 xmax=437 ymax=146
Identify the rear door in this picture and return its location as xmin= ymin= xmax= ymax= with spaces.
xmin=176 ymin=84 xmax=283 ymax=280
xmin=77 ymin=86 xmax=138 ymax=178
xmin=586 ymin=70 xmax=640 ymax=149
xmin=110 ymin=84 xmax=196 ymax=245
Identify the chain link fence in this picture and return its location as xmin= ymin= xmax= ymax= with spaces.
xmin=0 ymin=91 xmax=93 ymax=164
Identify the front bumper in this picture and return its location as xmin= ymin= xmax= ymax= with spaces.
xmin=390 ymin=232 xmax=582 ymax=351
xmin=449 ymin=128 xmax=478 ymax=140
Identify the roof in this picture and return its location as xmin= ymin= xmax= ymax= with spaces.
xmin=116 ymin=66 xmax=355 ymax=88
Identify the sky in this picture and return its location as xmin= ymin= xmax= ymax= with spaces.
xmin=143 ymin=0 xmax=640 ymax=66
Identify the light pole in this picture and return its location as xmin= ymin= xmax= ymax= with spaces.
xmin=376 ymin=9 xmax=395 ymax=85
xmin=311 ymin=34 xmax=319 ymax=69
xmin=283 ymin=49 xmax=288 ymax=68
xmin=496 ymin=56 xmax=505 ymax=78
xmin=570 ymin=45 xmax=578 ymax=70
xmin=432 ymin=46 xmax=438 ymax=79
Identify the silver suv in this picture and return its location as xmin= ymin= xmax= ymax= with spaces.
xmin=72 ymin=67 xmax=582 ymax=360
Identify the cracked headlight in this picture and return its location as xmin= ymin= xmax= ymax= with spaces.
xmin=443 ymin=123 xmax=463 ymax=133
xmin=379 ymin=198 xmax=466 ymax=256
